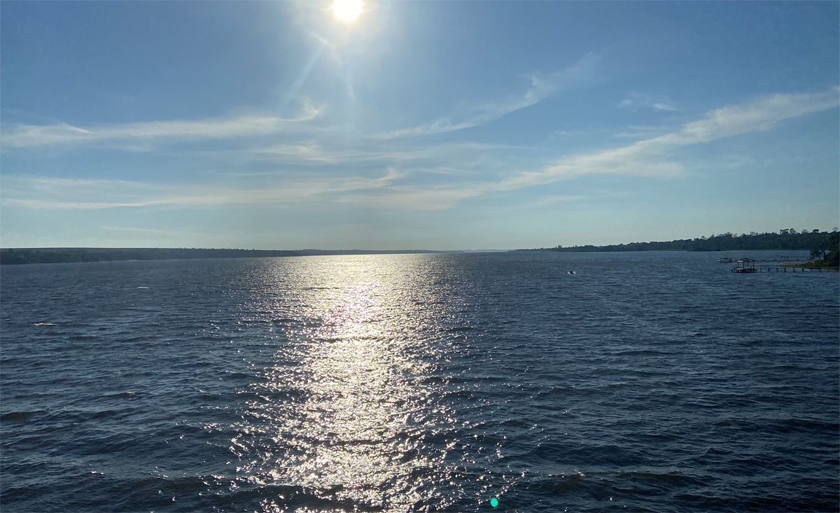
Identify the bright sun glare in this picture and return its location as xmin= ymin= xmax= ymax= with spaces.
xmin=333 ymin=0 xmax=362 ymax=23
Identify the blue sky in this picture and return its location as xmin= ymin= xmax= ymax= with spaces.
xmin=1 ymin=1 xmax=838 ymax=249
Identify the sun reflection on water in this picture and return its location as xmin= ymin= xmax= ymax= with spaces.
xmin=228 ymin=255 xmax=478 ymax=512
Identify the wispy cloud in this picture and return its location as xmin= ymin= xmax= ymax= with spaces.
xmin=717 ymin=155 xmax=773 ymax=170
xmin=1 ymin=166 xmax=406 ymax=210
xmin=373 ymin=53 xmax=599 ymax=139
xmin=153 ymin=139 xmax=530 ymax=173
xmin=338 ymin=186 xmax=484 ymax=211
xmin=612 ymin=124 xmax=673 ymax=139
xmin=3 ymin=198 xmax=170 ymax=210
xmin=655 ymin=86 xmax=840 ymax=145
xmin=234 ymin=140 xmax=530 ymax=169
xmin=499 ymin=85 xmax=840 ymax=190
xmin=1 ymin=100 xmax=322 ymax=149
xmin=252 ymin=142 xmax=426 ymax=165
xmin=618 ymin=92 xmax=678 ymax=112
xmin=100 ymin=225 xmax=181 ymax=236
xmin=3 ymin=86 xmax=836 ymax=212
xmin=533 ymin=194 xmax=588 ymax=206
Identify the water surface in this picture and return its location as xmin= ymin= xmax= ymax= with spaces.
xmin=1 ymin=251 xmax=838 ymax=512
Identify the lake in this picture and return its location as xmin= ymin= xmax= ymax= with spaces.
xmin=1 ymin=251 xmax=837 ymax=512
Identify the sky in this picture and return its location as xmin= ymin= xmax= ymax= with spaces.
xmin=1 ymin=1 xmax=838 ymax=250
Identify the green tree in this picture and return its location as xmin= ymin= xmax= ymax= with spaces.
xmin=827 ymin=232 xmax=840 ymax=267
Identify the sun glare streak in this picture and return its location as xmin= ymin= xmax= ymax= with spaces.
xmin=333 ymin=0 xmax=362 ymax=23
xmin=228 ymin=256 xmax=487 ymax=511
xmin=276 ymin=277 xmax=444 ymax=509
xmin=279 ymin=45 xmax=324 ymax=114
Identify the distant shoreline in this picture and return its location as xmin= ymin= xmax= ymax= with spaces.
xmin=0 ymin=248 xmax=456 ymax=266
xmin=3 ymin=230 xmax=838 ymax=265
xmin=517 ymin=230 xmax=837 ymax=254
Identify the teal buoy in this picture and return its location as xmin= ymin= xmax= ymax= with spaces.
xmin=490 ymin=497 xmax=499 ymax=508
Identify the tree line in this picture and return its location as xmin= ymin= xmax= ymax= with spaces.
xmin=0 ymin=248 xmax=439 ymax=265
xmin=820 ymin=232 xmax=840 ymax=267
xmin=538 ymin=229 xmax=840 ymax=256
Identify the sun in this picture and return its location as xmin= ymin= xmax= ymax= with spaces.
xmin=333 ymin=0 xmax=362 ymax=23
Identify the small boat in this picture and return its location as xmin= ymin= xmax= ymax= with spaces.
xmin=718 ymin=257 xmax=734 ymax=263
xmin=731 ymin=258 xmax=757 ymax=273
xmin=567 ymin=271 xmax=576 ymax=275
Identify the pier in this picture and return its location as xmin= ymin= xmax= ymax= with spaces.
xmin=755 ymin=266 xmax=838 ymax=272
xmin=727 ymin=257 xmax=838 ymax=273
xmin=720 ymin=256 xmax=808 ymax=264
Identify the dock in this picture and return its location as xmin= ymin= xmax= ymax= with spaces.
xmin=728 ymin=257 xmax=838 ymax=273
xmin=755 ymin=266 xmax=838 ymax=272
xmin=720 ymin=256 xmax=806 ymax=264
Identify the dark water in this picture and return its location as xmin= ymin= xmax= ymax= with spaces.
xmin=1 ymin=251 xmax=838 ymax=512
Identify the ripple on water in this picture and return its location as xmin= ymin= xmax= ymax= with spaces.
xmin=0 ymin=251 xmax=837 ymax=512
